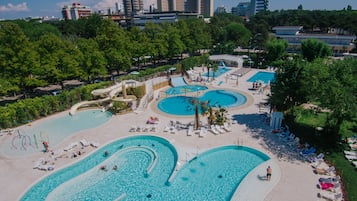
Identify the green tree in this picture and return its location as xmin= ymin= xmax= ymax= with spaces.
xmin=96 ymin=20 xmax=132 ymax=74
xmin=76 ymin=38 xmax=107 ymax=82
xmin=265 ymin=38 xmax=288 ymax=63
xmin=0 ymin=22 xmax=43 ymax=95
xmin=301 ymin=39 xmax=331 ymax=62
xmin=269 ymin=59 xmax=308 ymax=113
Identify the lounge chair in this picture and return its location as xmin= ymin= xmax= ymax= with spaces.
xmin=215 ymin=125 xmax=225 ymax=134
xmin=223 ymin=122 xmax=231 ymax=132
xmin=353 ymin=161 xmax=357 ymax=168
xmin=163 ymin=126 xmax=170 ymax=132
xmin=150 ymin=125 xmax=157 ymax=132
xmin=90 ymin=141 xmax=100 ymax=148
xmin=318 ymin=191 xmax=343 ymax=201
xmin=33 ymin=158 xmax=45 ymax=169
xmin=319 ymin=176 xmax=340 ymax=183
xmin=80 ymin=139 xmax=90 ymax=147
xmin=314 ymin=166 xmax=335 ymax=175
xmin=288 ymin=137 xmax=300 ymax=147
xmin=345 ymin=154 xmax=357 ymax=161
xmin=129 ymin=126 xmax=136 ymax=132
xmin=210 ymin=125 xmax=219 ymax=135
xmin=199 ymin=127 xmax=207 ymax=137
xmin=300 ymin=147 xmax=316 ymax=157
xmin=170 ymin=127 xmax=177 ymax=134
xmin=308 ymin=153 xmax=324 ymax=163
xmin=64 ymin=142 xmax=78 ymax=151
xmin=187 ymin=126 xmax=194 ymax=136
xmin=343 ymin=150 xmax=357 ymax=156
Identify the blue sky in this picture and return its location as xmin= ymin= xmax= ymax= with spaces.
xmin=1 ymin=0 xmax=357 ymax=19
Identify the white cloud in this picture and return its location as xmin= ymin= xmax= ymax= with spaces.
xmin=0 ymin=2 xmax=29 ymax=12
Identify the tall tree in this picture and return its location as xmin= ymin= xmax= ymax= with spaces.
xmin=301 ymin=39 xmax=331 ymax=62
xmin=265 ymin=38 xmax=288 ymax=63
xmin=96 ymin=20 xmax=132 ymax=74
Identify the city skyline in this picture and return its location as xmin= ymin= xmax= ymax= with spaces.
xmin=1 ymin=0 xmax=357 ymax=19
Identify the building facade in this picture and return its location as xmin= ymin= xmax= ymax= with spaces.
xmin=186 ymin=0 xmax=213 ymax=17
xmin=157 ymin=0 xmax=185 ymax=12
xmin=62 ymin=3 xmax=92 ymax=20
xmin=250 ymin=0 xmax=268 ymax=15
xmin=232 ymin=2 xmax=251 ymax=17
xmin=273 ymin=26 xmax=356 ymax=56
xmin=123 ymin=0 xmax=144 ymax=16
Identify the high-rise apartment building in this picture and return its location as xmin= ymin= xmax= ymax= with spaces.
xmin=62 ymin=3 xmax=92 ymax=20
xmin=123 ymin=0 xmax=144 ymax=16
xmin=186 ymin=0 xmax=213 ymax=17
xmin=157 ymin=0 xmax=185 ymax=12
xmin=250 ymin=0 xmax=268 ymax=15
xmin=232 ymin=2 xmax=251 ymax=17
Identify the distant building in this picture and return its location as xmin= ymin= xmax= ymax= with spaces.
xmin=250 ymin=0 xmax=268 ymax=15
xmin=133 ymin=11 xmax=201 ymax=28
xmin=273 ymin=26 xmax=356 ymax=56
xmin=186 ymin=0 xmax=213 ymax=17
xmin=62 ymin=3 xmax=92 ymax=20
xmin=215 ymin=6 xmax=227 ymax=14
xmin=157 ymin=0 xmax=185 ymax=12
xmin=123 ymin=0 xmax=144 ymax=16
xmin=232 ymin=2 xmax=251 ymax=17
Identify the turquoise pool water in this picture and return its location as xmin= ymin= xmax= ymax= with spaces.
xmin=2 ymin=109 xmax=112 ymax=157
xmin=158 ymin=90 xmax=247 ymax=115
xmin=165 ymin=85 xmax=208 ymax=95
xmin=202 ymin=67 xmax=231 ymax=77
xmin=21 ymin=135 xmax=269 ymax=201
xmin=247 ymin=71 xmax=275 ymax=84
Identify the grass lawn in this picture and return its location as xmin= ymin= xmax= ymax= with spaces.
xmin=286 ymin=108 xmax=357 ymax=201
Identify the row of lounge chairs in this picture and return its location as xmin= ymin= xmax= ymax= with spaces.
xmin=343 ymin=150 xmax=357 ymax=168
xmin=275 ymin=126 xmax=344 ymax=201
xmin=129 ymin=125 xmax=158 ymax=133
xmin=33 ymin=139 xmax=99 ymax=171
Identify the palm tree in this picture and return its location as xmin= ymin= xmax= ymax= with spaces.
xmin=191 ymin=99 xmax=209 ymax=130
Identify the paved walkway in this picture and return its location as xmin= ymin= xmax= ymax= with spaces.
xmin=0 ymin=68 xmax=323 ymax=201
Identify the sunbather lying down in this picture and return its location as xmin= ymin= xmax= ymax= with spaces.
xmin=314 ymin=166 xmax=335 ymax=175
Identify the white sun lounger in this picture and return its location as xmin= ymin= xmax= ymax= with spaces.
xmin=210 ymin=125 xmax=219 ymax=135
xmin=187 ymin=126 xmax=194 ymax=136
xmin=318 ymin=191 xmax=343 ymax=201
xmin=90 ymin=141 xmax=100 ymax=148
xmin=33 ymin=158 xmax=45 ymax=169
xmin=199 ymin=127 xmax=208 ymax=137
xmin=344 ymin=150 xmax=357 ymax=156
xmin=80 ymin=139 xmax=90 ymax=147
xmin=345 ymin=154 xmax=357 ymax=161
xmin=223 ymin=122 xmax=232 ymax=132
xmin=215 ymin=125 xmax=225 ymax=134
xmin=353 ymin=161 xmax=357 ymax=168
xmin=64 ymin=142 xmax=78 ymax=151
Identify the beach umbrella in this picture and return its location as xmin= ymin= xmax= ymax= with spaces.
xmin=169 ymin=67 xmax=176 ymax=71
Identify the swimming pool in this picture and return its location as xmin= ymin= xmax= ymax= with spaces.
xmin=158 ymin=90 xmax=247 ymax=115
xmin=247 ymin=71 xmax=275 ymax=84
xmin=202 ymin=67 xmax=231 ymax=77
xmin=165 ymin=85 xmax=208 ymax=95
xmin=20 ymin=135 xmax=269 ymax=201
xmin=2 ymin=109 xmax=112 ymax=157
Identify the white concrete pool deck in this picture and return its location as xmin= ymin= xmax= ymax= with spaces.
xmin=0 ymin=68 xmax=325 ymax=201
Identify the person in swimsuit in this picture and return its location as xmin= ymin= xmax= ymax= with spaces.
xmin=266 ymin=166 xmax=272 ymax=181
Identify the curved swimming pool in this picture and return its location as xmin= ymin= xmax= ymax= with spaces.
xmin=20 ymin=135 xmax=269 ymax=201
xmin=165 ymin=85 xmax=208 ymax=95
xmin=158 ymin=90 xmax=247 ymax=115
xmin=2 ymin=109 xmax=112 ymax=157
